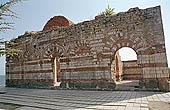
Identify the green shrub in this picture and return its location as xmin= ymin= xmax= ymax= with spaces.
xmin=91 ymin=81 xmax=97 ymax=88
xmin=60 ymin=81 xmax=116 ymax=90
xmin=99 ymin=5 xmax=115 ymax=16
xmin=97 ymin=81 xmax=107 ymax=88
xmin=145 ymin=80 xmax=158 ymax=89
xmin=6 ymin=80 xmax=52 ymax=88
xmin=107 ymin=82 xmax=116 ymax=89
xmin=60 ymin=82 xmax=66 ymax=88
xmin=74 ymin=82 xmax=81 ymax=89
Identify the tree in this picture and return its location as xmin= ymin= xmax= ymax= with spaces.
xmin=0 ymin=0 xmax=23 ymax=56
xmin=99 ymin=5 xmax=115 ymax=16
xmin=0 ymin=38 xmax=21 ymax=56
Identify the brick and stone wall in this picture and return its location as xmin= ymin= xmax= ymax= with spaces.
xmin=6 ymin=6 xmax=169 ymax=90
xmin=111 ymin=52 xmax=123 ymax=81
xmin=122 ymin=60 xmax=142 ymax=80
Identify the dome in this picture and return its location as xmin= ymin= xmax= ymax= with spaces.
xmin=43 ymin=16 xmax=73 ymax=31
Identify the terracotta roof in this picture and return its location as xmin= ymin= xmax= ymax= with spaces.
xmin=43 ymin=16 xmax=73 ymax=31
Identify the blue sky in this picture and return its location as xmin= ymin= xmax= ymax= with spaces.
xmin=0 ymin=0 xmax=170 ymax=75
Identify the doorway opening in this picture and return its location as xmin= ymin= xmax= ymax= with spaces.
xmin=112 ymin=47 xmax=141 ymax=90
xmin=53 ymin=56 xmax=61 ymax=86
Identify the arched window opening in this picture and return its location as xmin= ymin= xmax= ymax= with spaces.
xmin=53 ymin=56 xmax=61 ymax=86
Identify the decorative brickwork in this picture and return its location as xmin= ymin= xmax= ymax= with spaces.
xmin=6 ymin=6 xmax=169 ymax=91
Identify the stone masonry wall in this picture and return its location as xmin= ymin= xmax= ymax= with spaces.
xmin=122 ymin=60 xmax=142 ymax=80
xmin=111 ymin=52 xmax=123 ymax=81
xmin=6 ymin=6 xmax=169 ymax=90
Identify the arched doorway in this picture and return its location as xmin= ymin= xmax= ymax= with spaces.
xmin=119 ymin=47 xmax=141 ymax=80
xmin=44 ymin=44 xmax=64 ymax=87
xmin=53 ymin=56 xmax=61 ymax=86
xmin=112 ymin=47 xmax=141 ymax=90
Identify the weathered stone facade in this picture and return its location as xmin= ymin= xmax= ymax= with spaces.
xmin=6 ymin=6 xmax=169 ymax=90
xmin=122 ymin=60 xmax=142 ymax=80
xmin=111 ymin=52 xmax=123 ymax=81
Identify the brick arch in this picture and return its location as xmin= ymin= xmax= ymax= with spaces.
xmin=107 ymin=32 xmax=145 ymax=82
xmin=112 ymin=47 xmax=137 ymax=63
xmin=112 ymin=42 xmax=138 ymax=57
xmin=44 ymin=43 xmax=64 ymax=59
xmin=109 ymin=33 xmax=145 ymax=53
xmin=103 ymin=30 xmax=146 ymax=56
xmin=107 ymin=34 xmax=145 ymax=61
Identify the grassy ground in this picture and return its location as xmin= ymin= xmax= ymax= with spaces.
xmin=0 ymin=102 xmax=22 ymax=110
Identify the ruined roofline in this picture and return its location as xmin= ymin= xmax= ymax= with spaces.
xmin=11 ymin=5 xmax=161 ymax=42
xmin=95 ymin=5 xmax=160 ymax=19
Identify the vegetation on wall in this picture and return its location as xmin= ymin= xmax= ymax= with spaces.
xmin=99 ymin=5 xmax=115 ymax=16
xmin=0 ymin=39 xmax=21 ymax=56
xmin=0 ymin=0 xmax=23 ymax=56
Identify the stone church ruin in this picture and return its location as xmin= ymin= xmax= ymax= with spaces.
xmin=6 ymin=6 xmax=169 ymax=91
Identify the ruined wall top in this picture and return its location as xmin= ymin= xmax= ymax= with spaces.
xmin=12 ymin=6 xmax=162 ymax=45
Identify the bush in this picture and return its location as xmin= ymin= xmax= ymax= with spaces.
xmin=145 ymin=80 xmax=158 ymax=89
xmin=60 ymin=81 xmax=116 ymax=90
xmin=107 ymin=82 xmax=116 ymax=89
xmin=6 ymin=80 xmax=52 ymax=88
xmin=99 ymin=5 xmax=115 ymax=16
xmin=60 ymin=82 xmax=67 ymax=88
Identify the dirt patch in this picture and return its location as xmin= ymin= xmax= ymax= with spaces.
xmin=149 ymin=101 xmax=170 ymax=110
